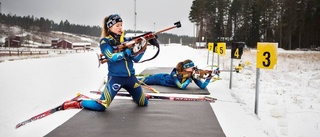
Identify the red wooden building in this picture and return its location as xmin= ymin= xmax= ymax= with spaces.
xmin=5 ymin=36 xmax=22 ymax=47
xmin=56 ymin=39 xmax=72 ymax=49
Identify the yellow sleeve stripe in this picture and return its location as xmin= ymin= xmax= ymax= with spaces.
xmin=106 ymin=50 xmax=113 ymax=58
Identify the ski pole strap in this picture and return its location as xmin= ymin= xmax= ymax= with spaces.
xmin=137 ymin=42 xmax=160 ymax=63
xmin=139 ymin=80 xmax=160 ymax=94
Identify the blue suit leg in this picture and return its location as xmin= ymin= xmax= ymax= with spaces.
xmin=123 ymin=76 xmax=148 ymax=106
xmin=81 ymin=100 xmax=105 ymax=111
xmin=142 ymin=74 xmax=165 ymax=85
xmin=81 ymin=76 xmax=121 ymax=111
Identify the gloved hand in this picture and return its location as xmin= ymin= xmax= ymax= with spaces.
xmin=148 ymin=35 xmax=159 ymax=46
xmin=132 ymin=37 xmax=147 ymax=53
xmin=212 ymin=69 xmax=220 ymax=76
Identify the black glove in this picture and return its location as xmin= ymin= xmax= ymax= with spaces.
xmin=148 ymin=35 xmax=159 ymax=46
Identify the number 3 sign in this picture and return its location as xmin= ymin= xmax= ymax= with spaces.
xmin=256 ymin=42 xmax=278 ymax=69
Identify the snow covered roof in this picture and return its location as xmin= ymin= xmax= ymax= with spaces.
xmin=51 ymin=38 xmax=60 ymax=41
xmin=73 ymin=43 xmax=91 ymax=46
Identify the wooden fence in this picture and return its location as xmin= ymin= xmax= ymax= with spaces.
xmin=0 ymin=49 xmax=92 ymax=56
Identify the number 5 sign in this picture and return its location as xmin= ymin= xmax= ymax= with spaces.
xmin=256 ymin=42 xmax=278 ymax=69
xmin=217 ymin=42 xmax=226 ymax=55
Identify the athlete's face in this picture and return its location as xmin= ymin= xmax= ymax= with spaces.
xmin=184 ymin=66 xmax=195 ymax=72
xmin=109 ymin=22 xmax=123 ymax=35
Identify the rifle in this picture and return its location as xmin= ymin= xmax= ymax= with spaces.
xmin=192 ymin=68 xmax=220 ymax=79
xmin=174 ymin=67 xmax=220 ymax=80
xmin=98 ymin=21 xmax=181 ymax=66
xmin=119 ymin=21 xmax=181 ymax=50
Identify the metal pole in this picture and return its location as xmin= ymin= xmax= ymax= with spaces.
xmin=134 ymin=0 xmax=137 ymax=36
xmin=218 ymin=54 xmax=220 ymax=68
xmin=229 ymin=58 xmax=233 ymax=89
xmin=8 ymin=36 xmax=11 ymax=48
xmin=207 ymin=50 xmax=209 ymax=65
xmin=254 ymin=68 xmax=260 ymax=115
xmin=211 ymin=51 xmax=214 ymax=70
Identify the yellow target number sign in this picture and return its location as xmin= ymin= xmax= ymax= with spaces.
xmin=217 ymin=42 xmax=226 ymax=55
xmin=207 ymin=42 xmax=213 ymax=51
xmin=256 ymin=42 xmax=278 ymax=69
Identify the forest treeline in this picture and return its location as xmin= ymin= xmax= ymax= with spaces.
xmin=189 ymin=0 xmax=320 ymax=49
xmin=0 ymin=13 xmax=194 ymax=45
xmin=1 ymin=0 xmax=320 ymax=50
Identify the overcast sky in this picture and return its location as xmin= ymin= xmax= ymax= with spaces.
xmin=1 ymin=0 xmax=195 ymax=36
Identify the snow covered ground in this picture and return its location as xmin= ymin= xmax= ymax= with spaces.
xmin=0 ymin=44 xmax=319 ymax=137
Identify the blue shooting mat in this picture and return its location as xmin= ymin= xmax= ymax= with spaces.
xmin=45 ymin=68 xmax=223 ymax=137
xmin=45 ymin=99 xmax=225 ymax=137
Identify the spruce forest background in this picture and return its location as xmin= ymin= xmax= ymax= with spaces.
xmin=189 ymin=0 xmax=320 ymax=50
xmin=1 ymin=0 xmax=320 ymax=50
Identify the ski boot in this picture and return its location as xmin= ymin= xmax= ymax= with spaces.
xmin=61 ymin=100 xmax=82 ymax=110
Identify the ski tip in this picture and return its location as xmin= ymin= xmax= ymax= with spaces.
xmin=15 ymin=123 xmax=23 ymax=129
xmin=15 ymin=125 xmax=20 ymax=129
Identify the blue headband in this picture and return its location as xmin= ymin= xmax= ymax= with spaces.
xmin=106 ymin=14 xmax=122 ymax=28
xmin=183 ymin=62 xmax=195 ymax=69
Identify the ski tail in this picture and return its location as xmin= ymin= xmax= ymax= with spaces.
xmin=15 ymin=93 xmax=84 ymax=129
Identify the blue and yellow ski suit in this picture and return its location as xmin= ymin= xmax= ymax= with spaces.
xmin=141 ymin=68 xmax=211 ymax=90
xmin=81 ymin=35 xmax=148 ymax=111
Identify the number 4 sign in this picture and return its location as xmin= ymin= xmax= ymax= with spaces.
xmin=256 ymin=42 xmax=278 ymax=69
xmin=231 ymin=42 xmax=244 ymax=59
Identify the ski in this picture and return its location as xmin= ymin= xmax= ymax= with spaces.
xmin=90 ymin=91 xmax=216 ymax=102
xmin=15 ymin=93 xmax=85 ymax=129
